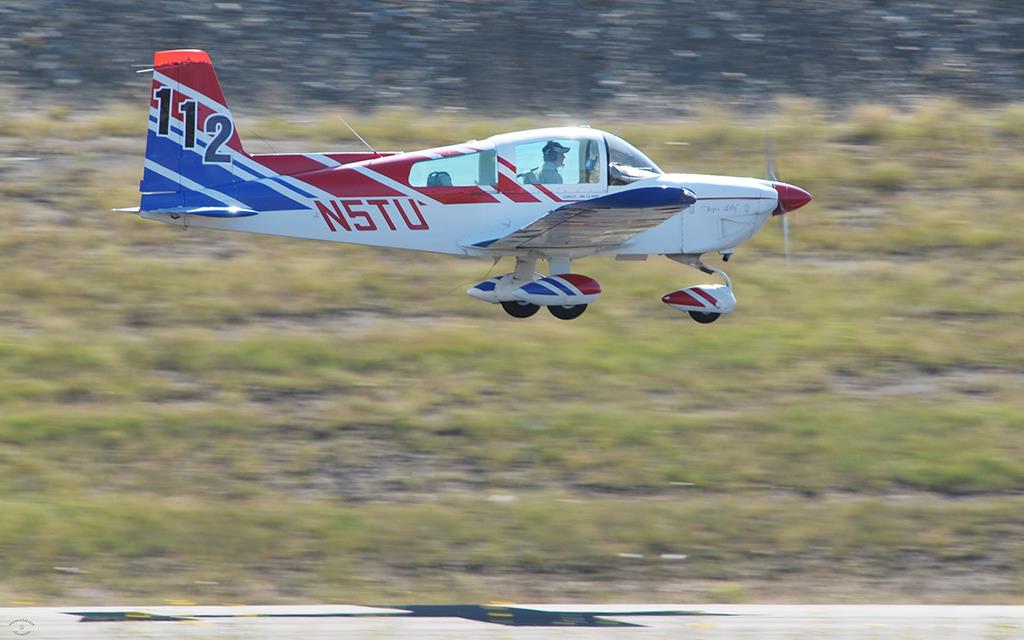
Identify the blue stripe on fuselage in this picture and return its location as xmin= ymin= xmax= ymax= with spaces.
xmin=146 ymin=116 xmax=314 ymax=205
xmin=556 ymin=185 xmax=698 ymax=212
xmin=143 ymin=126 xmax=305 ymax=212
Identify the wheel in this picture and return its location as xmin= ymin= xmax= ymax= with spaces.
xmin=501 ymin=300 xmax=540 ymax=318
xmin=689 ymin=310 xmax=721 ymax=324
xmin=548 ymin=304 xmax=588 ymax=320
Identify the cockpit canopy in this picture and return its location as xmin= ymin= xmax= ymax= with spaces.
xmin=405 ymin=127 xmax=665 ymax=190
xmin=501 ymin=129 xmax=664 ymax=188
xmin=605 ymin=133 xmax=663 ymax=185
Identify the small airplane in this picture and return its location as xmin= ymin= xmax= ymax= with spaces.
xmin=120 ymin=49 xmax=811 ymax=322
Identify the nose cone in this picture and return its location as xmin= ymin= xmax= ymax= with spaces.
xmin=772 ymin=182 xmax=812 ymax=215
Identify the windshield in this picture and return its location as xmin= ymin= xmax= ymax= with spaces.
xmin=606 ymin=133 xmax=663 ymax=185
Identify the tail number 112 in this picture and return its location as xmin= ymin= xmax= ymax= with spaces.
xmin=154 ymin=86 xmax=233 ymax=164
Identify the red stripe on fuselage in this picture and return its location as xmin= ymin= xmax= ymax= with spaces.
xmin=356 ymin=151 xmax=500 ymax=204
xmin=251 ymin=154 xmax=330 ymax=175
xmin=497 ymin=174 xmax=541 ymax=203
xmin=323 ymin=152 xmax=397 ymax=164
xmin=362 ymin=153 xmax=423 ymax=185
xmin=295 ymin=167 xmax=405 ymax=198
xmin=532 ymin=184 xmax=563 ymax=202
xmin=414 ymin=187 xmax=499 ymax=205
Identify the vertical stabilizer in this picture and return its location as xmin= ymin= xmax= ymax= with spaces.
xmin=140 ymin=49 xmax=247 ymax=210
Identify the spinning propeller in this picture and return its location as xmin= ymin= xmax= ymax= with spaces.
xmin=764 ymin=137 xmax=812 ymax=262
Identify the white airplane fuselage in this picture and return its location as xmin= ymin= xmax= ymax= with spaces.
xmin=130 ymin=50 xmax=812 ymax=321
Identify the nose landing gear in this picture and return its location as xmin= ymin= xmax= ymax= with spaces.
xmin=688 ymin=310 xmax=721 ymax=324
xmin=663 ymin=255 xmax=736 ymax=323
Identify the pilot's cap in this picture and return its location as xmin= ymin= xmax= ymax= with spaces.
xmin=542 ymin=140 xmax=571 ymax=155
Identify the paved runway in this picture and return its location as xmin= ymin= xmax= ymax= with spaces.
xmin=3 ymin=604 xmax=1023 ymax=639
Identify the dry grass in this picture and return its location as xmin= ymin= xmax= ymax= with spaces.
xmin=0 ymin=97 xmax=1022 ymax=603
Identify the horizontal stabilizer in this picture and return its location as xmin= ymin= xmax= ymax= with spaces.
xmin=114 ymin=206 xmax=258 ymax=218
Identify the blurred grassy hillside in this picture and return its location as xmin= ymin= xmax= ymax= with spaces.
xmin=0 ymin=97 xmax=1023 ymax=604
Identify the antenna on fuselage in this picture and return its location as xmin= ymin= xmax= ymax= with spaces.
xmin=336 ymin=115 xmax=380 ymax=157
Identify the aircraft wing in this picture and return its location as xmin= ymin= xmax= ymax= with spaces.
xmin=474 ymin=186 xmax=696 ymax=251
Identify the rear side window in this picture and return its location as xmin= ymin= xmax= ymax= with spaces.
xmin=409 ymin=150 xmax=497 ymax=187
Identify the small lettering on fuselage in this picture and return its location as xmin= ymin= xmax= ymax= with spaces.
xmin=700 ymin=202 xmax=743 ymax=215
xmin=314 ymin=198 xmax=429 ymax=233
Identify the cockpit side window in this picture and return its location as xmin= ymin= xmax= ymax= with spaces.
xmin=606 ymin=134 xmax=663 ymax=186
xmin=515 ymin=139 xmax=582 ymax=185
xmin=514 ymin=138 xmax=604 ymax=186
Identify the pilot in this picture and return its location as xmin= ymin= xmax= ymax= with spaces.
xmin=537 ymin=140 xmax=571 ymax=184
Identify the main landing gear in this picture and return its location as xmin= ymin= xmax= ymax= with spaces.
xmin=499 ymin=301 xmax=587 ymax=320
xmin=501 ymin=300 xmax=540 ymax=318
xmin=468 ymin=257 xmax=601 ymax=321
xmin=548 ymin=304 xmax=588 ymax=320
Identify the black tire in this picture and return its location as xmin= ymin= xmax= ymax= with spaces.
xmin=501 ymin=300 xmax=540 ymax=318
xmin=548 ymin=304 xmax=588 ymax=320
xmin=689 ymin=311 xmax=721 ymax=324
